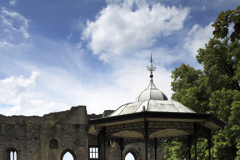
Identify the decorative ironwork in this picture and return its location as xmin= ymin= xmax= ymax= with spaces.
xmin=105 ymin=122 xmax=145 ymax=136
xmin=148 ymin=121 xmax=194 ymax=135
xmin=94 ymin=120 xmax=212 ymax=147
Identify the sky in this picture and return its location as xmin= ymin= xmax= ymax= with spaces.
xmin=0 ymin=0 xmax=239 ymax=118
xmin=0 ymin=0 xmax=238 ymax=159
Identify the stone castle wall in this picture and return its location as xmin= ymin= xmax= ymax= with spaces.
xmin=0 ymin=106 xmax=167 ymax=160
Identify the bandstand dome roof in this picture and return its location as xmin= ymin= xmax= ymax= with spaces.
xmin=108 ymin=79 xmax=195 ymax=117
xmin=135 ymin=79 xmax=168 ymax=102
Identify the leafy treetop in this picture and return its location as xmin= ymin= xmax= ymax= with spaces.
xmin=212 ymin=6 xmax=240 ymax=42
xmin=165 ymin=38 xmax=240 ymax=160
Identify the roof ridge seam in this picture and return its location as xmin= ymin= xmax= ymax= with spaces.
xmin=170 ymin=100 xmax=180 ymax=112
xmin=108 ymin=103 xmax=132 ymax=117
xmin=118 ymin=103 xmax=130 ymax=115
xmin=135 ymin=101 xmax=146 ymax=113
xmin=146 ymin=99 xmax=151 ymax=111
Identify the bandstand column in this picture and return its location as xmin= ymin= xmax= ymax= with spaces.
xmin=98 ymin=134 xmax=100 ymax=160
xmin=144 ymin=121 xmax=149 ymax=160
xmin=154 ymin=138 xmax=157 ymax=160
xmin=194 ymin=123 xmax=197 ymax=160
xmin=120 ymin=138 xmax=123 ymax=160
xmin=188 ymin=135 xmax=191 ymax=160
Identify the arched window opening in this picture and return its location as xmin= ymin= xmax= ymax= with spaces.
xmin=60 ymin=148 xmax=77 ymax=160
xmin=123 ymin=148 xmax=141 ymax=160
xmin=6 ymin=149 xmax=18 ymax=160
xmin=125 ymin=152 xmax=135 ymax=160
xmin=49 ymin=139 xmax=58 ymax=149
xmin=62 ymin=152 xmax=74 ymax=160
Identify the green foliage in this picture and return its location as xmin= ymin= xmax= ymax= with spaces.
xmin=212 ymin=6 xmax=240 ymax=42
xmin=171 ymin=64 xmax=207 ymax=113
xmin=164 ymin=141 xmax=188 ymax=160
xmin=165 ymin=38 xmax=240 ymax=159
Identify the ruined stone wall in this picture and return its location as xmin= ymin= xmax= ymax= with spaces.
xmin=0 ymin=106 xmax=89 ymax=160
xmin=0 ymin=106 xmax=167 ymax=160
xmin=39 ymin=106 xmax=88 ymax=160
xmin=0 ymin=115 xmax=42 ymax=160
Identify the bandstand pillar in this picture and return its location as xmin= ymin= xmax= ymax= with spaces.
xmin=98 ymin=134 xmax=100 ymax=160
xmin=188 ymin=135 xmax=191 ymax=160
xmin=120 ymin=138 xmax=123 ymax=160
xmin=154 ymin=138 xmax=157 ymax=160
xmin=194 ymin=123 xmax=197 ymax=160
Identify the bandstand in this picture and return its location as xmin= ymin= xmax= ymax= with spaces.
xmin=87 ymin=56 xmax=225 ymax=160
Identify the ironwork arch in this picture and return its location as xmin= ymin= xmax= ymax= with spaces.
xmin=60 ymin=148 xmax=78 ymax=160
xmin=123 ymin=147 xmax=142 ymax=160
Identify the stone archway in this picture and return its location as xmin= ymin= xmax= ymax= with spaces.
xmin=123 ymin=147 xmax=142 ymax=160
xmin=60 ymin=148 xmax=78 ymax=160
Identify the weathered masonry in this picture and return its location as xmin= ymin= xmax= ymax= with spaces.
xmin=0 ymin=56 xmax=224 ymax=160
xmin=0 ymin=106 xmax=166 ymax=160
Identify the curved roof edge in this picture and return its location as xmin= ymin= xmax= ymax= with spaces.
xmin=107 ymin=99 xmax=195 ymax=117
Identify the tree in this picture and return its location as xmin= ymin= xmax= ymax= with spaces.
xmin=212 ymin=6 xmax=240 ymax=42
xmin=164 ymin=38 xmax=240 ymax=159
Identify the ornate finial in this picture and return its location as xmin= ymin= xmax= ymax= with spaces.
xmin=147 ymin=54 xmax=156 ymax=79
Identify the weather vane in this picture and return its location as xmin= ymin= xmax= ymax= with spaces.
xmin=147 ymin=54 xmax=156 ymax=79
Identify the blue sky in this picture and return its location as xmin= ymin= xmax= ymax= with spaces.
xmin=0 ymin=0 xmax=239 ymax=119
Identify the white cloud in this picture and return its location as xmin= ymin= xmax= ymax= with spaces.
xmin=183 ymin=22 xmax=214 ymax=56
xmin=0 ymin=72 xmax=39 ymax=115
xmin=0 ymin=7 xmax=30 ymax=39
xmin=0 ymin=71 xmax=72 ymax=116
xmin=10 ymin=0 xmax=17 ymax=5
xmin=0 ymin=71 xmax=39 ymax=99
xmin=82 ymin=0 xmax=190 ymax=62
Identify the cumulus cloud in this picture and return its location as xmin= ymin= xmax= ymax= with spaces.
xmin=82 ymin=0 xmax=190 ymax=61
xmin=0 ymin=72 xmax=38 ymax=114
xmin=183 ymin=22 xmax=214 ymax=56
xmin=0 ymin=71 xmax=70 ymax=116
xmin=0 ymin=7 xmax=30 ymax=39
xmin=0 ymin=71 xmax=39 ymax=100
